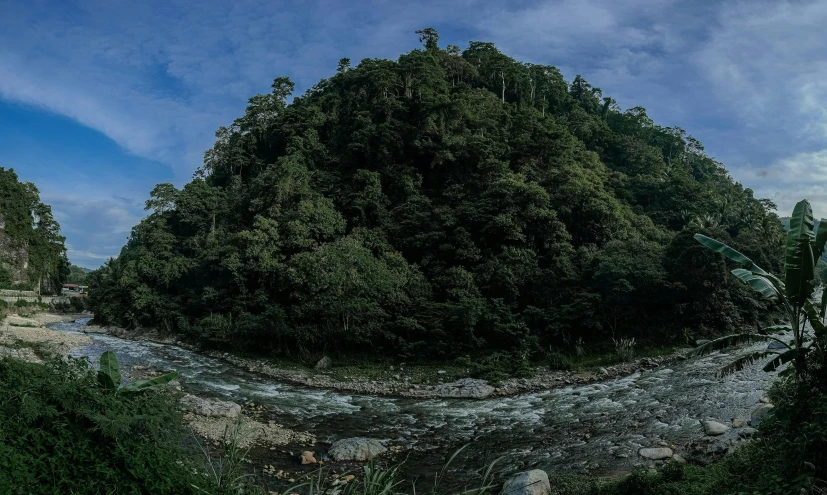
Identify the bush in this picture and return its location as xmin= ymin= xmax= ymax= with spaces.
xmin=548 ymin=349 xmax=573 ymax=370
xmin=0 ymin=356 xmax=214 ymax=494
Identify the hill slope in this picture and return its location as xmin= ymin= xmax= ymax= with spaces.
xmin=89 ymin=30 xmax=785 ymax=358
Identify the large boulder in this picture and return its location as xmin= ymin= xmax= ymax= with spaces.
xmin=328 ymin=438 xmax=387 ymax=461
xmin=767 ymin=340 xmax=786 ymax=350
xmin=181 ymin=394 xmax=242 ymax=418
xmin=501 ymin=470 xmax=551 ymax=495
xmin=702 ymin=420 xmax=728 ymax=436
xmin=315 ymin=356 xmax=332 ymax=370
xmin=751 ymin=403 xmax=774 ymax=427
xmin=434 ymin=378 xmax=495 ymax=399
xmin=639 ymin=447 xmax=673 ymax=460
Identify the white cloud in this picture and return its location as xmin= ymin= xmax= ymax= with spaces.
xmin=5 ymin=0 xmax=827 ymax=263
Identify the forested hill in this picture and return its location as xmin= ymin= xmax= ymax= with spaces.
xmin=89 ymin=29 xmax=786 ymax=358
xmin=0 ymin=167 xmax=68 ymax=293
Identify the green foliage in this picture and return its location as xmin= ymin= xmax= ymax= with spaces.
xmin=88 ymin=29 xmax=785 ymax=360
xmin=0 ymin=356 xmax=212 ymax=494
xmin=65 ymin=263 xmax=92 ymax=285
xmin=693 ymin=199 xmax=827 ymax=380
xmin=0 ymin=167 xmax=69 ymax=293
xmin=94 ymin=350 xmax=179 ymax=395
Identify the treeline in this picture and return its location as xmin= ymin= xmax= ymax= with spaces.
xmin=0 ymin=167 xmax=67 ymax=293
xmin=89 ymin=29 xmax=785 ymax=359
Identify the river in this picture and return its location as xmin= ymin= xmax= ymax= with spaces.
xmin=48 ymin=318 xmax=778 ymax=487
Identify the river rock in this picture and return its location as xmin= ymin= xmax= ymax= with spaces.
xmin=500 ymin=469 xmax=551 ymax=495
xmin=315 ymin=356 xmax=332 ymax=370
xmin=300 ymin=451 xmax=317 ymax=464
xmin=328 ymin=438 xmax=386 ymax=461
xmin=751 ymin=403 xmax=774 ymax=426
xmin=738 ymin=427 xmax=758 ymax=438
xmin=732 ymin=418 xmax=745 ymax=428
xmin=180 ymin=394 xmax=242 ymax=418
xmin=703 ymin=420 xmax=728 ymax=436
xmin=433 ymin=378 xmax=495 ymax=399
xmin=767 ymin=340 xmax=786 ymax=350
xmin=672 ymin=454 xmax=687 ymax=464
xmin=639 ymin=447 xmax=673 ymax=460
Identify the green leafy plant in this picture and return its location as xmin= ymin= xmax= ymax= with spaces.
xmin=693 ymin=199 xmax=827 ymax=378
xmin=96 ymin=350 xmax=179 ymax=394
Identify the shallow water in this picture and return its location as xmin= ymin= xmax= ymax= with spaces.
xmin=50 ymin=318 xmax=778 ymax=482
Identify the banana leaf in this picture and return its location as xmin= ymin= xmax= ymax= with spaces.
xmin=763 ymin=347 xmax=806 ymax=372
xmin=118 ymin=371 xmax=179 ymax=395
xmin=785 ymin=200 xmax=816 ymax=306
xmin=97 ymin=351 xmax=121 ymax=391
xmin=694 ymin=234 xmax=769 ymax=276
xmin=692 ymin=333 xmax=786 ymax=357
xmin=804 ymin=300 xmax=827 ymax=339
xmin=731 ymin=268 xmax=779 ymax=299
xmin=718 ymin=351 xmax=775 ymax=377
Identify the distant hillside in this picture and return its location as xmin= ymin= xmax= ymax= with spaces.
xmin=89 ymin=29 xmax=786 ymax=357
xmin=65 ymin=263 xmax=93 ymax=285
xmin=0 ymin=167 xmax=68 ymax=294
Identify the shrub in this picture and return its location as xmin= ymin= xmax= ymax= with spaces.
xmin=0 ymin=356 xmax=214 ymax=494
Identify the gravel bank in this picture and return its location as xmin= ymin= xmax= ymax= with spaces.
xmin=80 ymin=321 xmax=691 ymax=398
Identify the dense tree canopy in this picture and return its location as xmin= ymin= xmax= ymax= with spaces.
xmin=0 ymin=167 xmax=67 ymax=293
xmin=89 ymin=31 xmax=785 ymax=359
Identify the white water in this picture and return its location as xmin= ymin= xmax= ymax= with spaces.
xmin=50 ymin=318 xmax=778 ymax=478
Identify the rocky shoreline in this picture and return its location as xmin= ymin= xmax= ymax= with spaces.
xmin=0 ymin=312 xmax=92 ymax=362
xmin=80 ymin=319 xmax=691 ymax=399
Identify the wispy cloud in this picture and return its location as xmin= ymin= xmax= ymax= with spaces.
xmin=4 ymin=0 xmax=827 ymax=264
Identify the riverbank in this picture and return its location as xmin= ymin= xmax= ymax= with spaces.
xmin=82 ymin=319 xmax=692 ymax=399
xmin=0 ymin=312 xmax=91 ymax=362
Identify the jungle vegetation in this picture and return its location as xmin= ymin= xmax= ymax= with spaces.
xmin=88 ymin=29 xmax=786 ymax=360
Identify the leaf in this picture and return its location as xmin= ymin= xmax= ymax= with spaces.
xmin=785 ymin=200 xmax=816 ymax=306
xmin=763 ymin=348 xmax=805 ymax=372
xmin=718 ymin=351 xmax=775 ymax=377
xmin=694 ymin=234 xmax=769 ymax=276
xmin=118 ymin=372 xmax=179 ymax=395
xmin=731 ymin=268 xmax=779 ymax=299
xmin=815 ymin=218 xmax=827 ymax=261
xmin=821 ymin=287 xmax=827 ymax=320
xmin=97 ymin=351 xmax=121 ymax=391
xmin=804 ymin=300 xmax=827 ymax=339
xmin=692 ymin=333 xmax=780 ymax=357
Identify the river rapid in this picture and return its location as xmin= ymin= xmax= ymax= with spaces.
xmin=48 ymin=318 xmax=778 ymax=487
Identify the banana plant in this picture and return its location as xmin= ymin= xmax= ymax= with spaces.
xmin=693 ymin=199 xmax=827 ymax=379
xmin=97 ymin=350 xmax=179 ymax=395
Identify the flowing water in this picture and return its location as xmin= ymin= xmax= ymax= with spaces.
xmin=49 ymin=318 xmax=778 ymax=484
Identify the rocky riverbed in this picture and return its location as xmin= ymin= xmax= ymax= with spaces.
xmin=82 ymin=320 xmax=688 ymax=400
xmin=41 ymin=317 xmax=783 ymax=492
xmin=0 ymin=312 xmax=91 ymax=361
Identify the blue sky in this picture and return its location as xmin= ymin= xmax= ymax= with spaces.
xmin=3 ymin=0 xmax=827 ymax=268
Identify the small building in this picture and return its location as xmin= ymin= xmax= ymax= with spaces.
xmin=63 ymin=283 xmax=79 ymax=292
